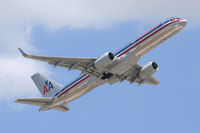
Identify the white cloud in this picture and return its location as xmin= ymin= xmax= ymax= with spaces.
xmin=0 ymin=0 xmax=199 ymax=107
xmin=0 ymin=24 xmax=50 ymax=105
xmin=0 ymin=56 xmax=49 ymax=100
xmin=0 ymin=0 xmax=199 ymax=30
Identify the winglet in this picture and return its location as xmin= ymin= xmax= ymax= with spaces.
xmin=15 ymin=99 xmax=20 ymax=103
xmin=18 ymin=48 xmax=28 ymax=57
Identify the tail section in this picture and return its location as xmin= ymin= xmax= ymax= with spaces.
xmin=16 ymin=97 xmax=53 ymax=106
xmin=16 ymin=73 xmax=69 ymax=112
xmin=31 ymin=73 xmax=63 ymax=97
xmin=16 ymin=98 xmax=70 ymax=112
xmin=39 ymin=104 xmax=69 ymax=112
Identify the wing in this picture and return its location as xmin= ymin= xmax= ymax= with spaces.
xmin=18 ymin=48 xmax=97 ymax=73
xmin=143 ymin=75 xmax=160 ymax=85
xmin=121 ymin=64 xmax=160 ymax=85
xmin=15 ymin=97 xmax=53 ymax=106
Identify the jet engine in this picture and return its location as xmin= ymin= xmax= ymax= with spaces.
xmin=138 ymin=61 xmax=158 ymax=79
xmin=94 ymin=52 xmax=115 ymax=70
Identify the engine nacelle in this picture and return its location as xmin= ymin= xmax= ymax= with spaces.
xmin=138 ymin=61 xmax=158 ymax=79
xmin=94 ymin=52 xmax=115 ymax=70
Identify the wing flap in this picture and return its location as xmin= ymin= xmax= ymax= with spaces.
xmin=15 ymin=97 xmax=53 ymax=106
xmin=144 ymin=75 xmax=160 ymax=85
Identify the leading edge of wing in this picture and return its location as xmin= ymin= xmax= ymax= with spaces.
xmin=18 ymin=48 xmax=97 ymax=60
xmin=18 ymin=48 xmax=99 ymax=77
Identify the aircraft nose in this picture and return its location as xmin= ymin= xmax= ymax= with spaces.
xmin=179 ymin=19 xmax=187 ymax=27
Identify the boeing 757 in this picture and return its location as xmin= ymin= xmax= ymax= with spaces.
xmin=16 ymin=17 xmax=187 ymax=112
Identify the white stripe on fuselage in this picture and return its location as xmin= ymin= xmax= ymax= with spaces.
xmin=53 ymin=18 xmax=185 ymax=105
xmin=115 ymin=19 xmax=183 ymax=57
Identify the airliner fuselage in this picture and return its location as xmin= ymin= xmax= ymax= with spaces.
xmin=16 ymin=17 xmax=187 ymax=112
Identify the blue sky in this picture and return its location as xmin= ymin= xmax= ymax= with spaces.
xmin=2 ymin=20 xmax=200 ymax=133
xmin=1 ymin=1 xmax=200 ymax=133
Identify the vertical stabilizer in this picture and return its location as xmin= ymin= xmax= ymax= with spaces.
xmin=31 ymin=73 xmax=63 ymax=97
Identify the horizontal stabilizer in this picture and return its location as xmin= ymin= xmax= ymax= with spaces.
xmin=39 ymin=104 xmax=70 ymax=112
xmin=16 ymin=97 xmax=53 ymax=106
xmin=54 ymin=104 xmax=70 ymax=112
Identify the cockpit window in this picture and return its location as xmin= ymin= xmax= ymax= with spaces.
xmin=171 ymin=18 xmax=181 ymax=21
xmin=161 ymin=17 xmax=181 ymax=24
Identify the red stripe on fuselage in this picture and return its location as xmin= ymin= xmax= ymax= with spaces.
xmin=56 ymin=19 xmax=183 ymax=98
xmin=57 ymin=75 xmax=90 ymax=97
xmin=116 ymin=19 xmax=183 ymax=57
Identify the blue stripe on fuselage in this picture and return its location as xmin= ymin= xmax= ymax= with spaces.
xmin=114 ymin=19 xmax=171 ymax=56
xmin=54 ymin=74 xmax=87 ymax=97
xmin=53 ymin=18 xmax=177 ymax=98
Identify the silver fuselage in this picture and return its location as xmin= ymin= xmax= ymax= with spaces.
xmin=51 ymin=18 xmax=187 ymax=107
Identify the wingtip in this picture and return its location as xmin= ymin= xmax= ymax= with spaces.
xmin=18 ymin=47 xmax=28 ymax=57
xmin=15 ymin=99 xmax=20 ymax=103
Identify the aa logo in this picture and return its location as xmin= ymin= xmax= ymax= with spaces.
xmin=43 ymin=80 xmax=54 ymax=95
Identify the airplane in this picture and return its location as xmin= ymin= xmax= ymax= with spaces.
xmin=16 ymin=17 xmax=187 ymax=112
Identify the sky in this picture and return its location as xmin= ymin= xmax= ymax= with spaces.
xmin=0 ymin=0 xmax=200 ymax=133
